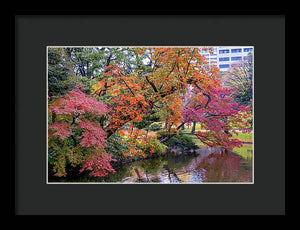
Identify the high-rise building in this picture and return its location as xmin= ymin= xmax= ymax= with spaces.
xmin=200 ymin=46 xmax=254 ymax=74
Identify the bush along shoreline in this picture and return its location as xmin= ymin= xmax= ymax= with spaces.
xmin=110 ymin=133 xmax=200 ymax=168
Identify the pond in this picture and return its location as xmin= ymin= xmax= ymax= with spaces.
xmin=50 ymin=144 xmax=252 ymax=183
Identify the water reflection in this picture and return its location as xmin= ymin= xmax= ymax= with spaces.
xmin=102 ymin=145 xmax=252 ymax=183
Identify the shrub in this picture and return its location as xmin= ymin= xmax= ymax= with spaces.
xmin=148 ymin=122 xmax=163 ymax=131
xmin=105 ymin=132 xmax=129 ymax=161
xmin=159 ymin=132 xmax=198 ymax=150
xmin=139 ymin=137 xmax=168 ymax=156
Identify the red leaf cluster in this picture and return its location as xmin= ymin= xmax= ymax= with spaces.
xmin=79 ymin=149 xmax=116 ymax=177
xmin=48 ymin=122 xmax=73 ymax=140
xmin=77 ymin=119 xmax=107 ymax=148
xmin=50 ymin=89 xmax=108 ymax=116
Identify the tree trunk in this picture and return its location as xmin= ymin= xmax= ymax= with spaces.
xmin=160 ymin=122 xmax=185 ymax=143
xmin=191 ymin=121 xmax=196 ymax=133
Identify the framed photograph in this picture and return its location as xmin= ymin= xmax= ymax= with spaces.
xmin=14 ymin=12 xmax=285 ymax=215
xmin=46 ymin=45 xmax=254 ymax=184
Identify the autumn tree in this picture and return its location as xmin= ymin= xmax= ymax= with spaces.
xmin=48 ymin=85 xmax=115 ymax=177
xmin=182 ymin=87 xmax=251 ymax=151
xmin=92 ymin=47 xmax=251 ymax=152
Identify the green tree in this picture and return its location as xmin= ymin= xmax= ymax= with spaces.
xmin=224 ymin=52 xmax=253 ymax=108
xmin=48 ymin=48 xmax=72 ymax=98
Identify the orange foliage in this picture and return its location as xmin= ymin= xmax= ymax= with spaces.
xmin=91 ymin=47 xmax=224 ymax=157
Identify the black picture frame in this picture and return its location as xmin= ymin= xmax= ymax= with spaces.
xmin=13 ymin=11 xmax=285 ymax=215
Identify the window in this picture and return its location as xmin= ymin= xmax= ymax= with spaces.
xmin=219 ymin=64 xmax=230 ymax=68
xmin=231 ymin=48 xmax=242 ymax=53
xmin=244 ymin=48 xmax=253 ymax=52
xmin=219 ymin=57 xmax=229 ymax=61
xmin=219 ymin=49 xmax=229 ymax=54
xmin=231 ymin=56 xmax=242 ymax=61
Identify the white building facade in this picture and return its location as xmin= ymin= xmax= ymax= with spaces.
xmin=200 ymin=46 xmax=254 ymax=73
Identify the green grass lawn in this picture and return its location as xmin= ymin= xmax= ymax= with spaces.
xmin=233 ymin=144 xmax=253 ymax=160
xmin=231 ymin=132 xmax=253 ymax=142
xmin=179 ymin=123 xmax=202 ymax=133
xmin=233 ymin=144 xmax=253 ymax=171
